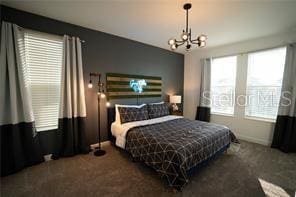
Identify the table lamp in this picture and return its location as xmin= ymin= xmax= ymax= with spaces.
xmin=170 ymin=95 xmax=181 ymax=111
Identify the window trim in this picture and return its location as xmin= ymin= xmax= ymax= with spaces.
xmin=244 ymin=115 xmax=276 ymax=123
xmin=211 ymin=112 xmax=235 ymax=117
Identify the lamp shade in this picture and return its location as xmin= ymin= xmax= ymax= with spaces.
xmin=170 ymin=95 xmax=181 ymax=104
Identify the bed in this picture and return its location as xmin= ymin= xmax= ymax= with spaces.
xmin=107 ymin=104 xmax=238 ymax=190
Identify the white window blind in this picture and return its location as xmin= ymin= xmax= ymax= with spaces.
xmin=24 ymin=31 xmax=63 ymax=132
xmin=245 ymin=47 xmax=286 ymax=120
xmin=211 ymin=56 xmax=237 ymax=115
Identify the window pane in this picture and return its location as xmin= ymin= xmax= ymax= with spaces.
xmin=245 ymin=47 xmax=286 ymax=120
xmin=24 ymin=31 xmax=63 ymax=132
xmin=211 ymin=56 xmax=237 ymax=115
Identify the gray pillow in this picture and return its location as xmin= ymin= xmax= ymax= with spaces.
xmin=148 ymin=103 xmax=170 ymax=119
xmin=118 ymin=105 xmax=149 ymax=124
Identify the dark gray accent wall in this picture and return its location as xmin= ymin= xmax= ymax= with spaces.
xmin=0 ymin=5 xmax=184 ymax=153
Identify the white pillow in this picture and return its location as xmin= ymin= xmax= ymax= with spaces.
xmin=149 ymin=101 xmax=164 ymax=105
xmin=115 ymin=104 xmax=146 ymax=124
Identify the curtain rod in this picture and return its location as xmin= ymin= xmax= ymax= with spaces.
xmin=20 ymin=26 xmax=86 ymax=43
xmin=207 ymin=42 xmax=295 ymax=59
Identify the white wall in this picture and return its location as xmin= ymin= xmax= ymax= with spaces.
xmin=184 ymin=31 xmax=296 ymax=146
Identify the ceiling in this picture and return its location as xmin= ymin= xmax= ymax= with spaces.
xmin=2 ymin=0 xmax=296 ymax=53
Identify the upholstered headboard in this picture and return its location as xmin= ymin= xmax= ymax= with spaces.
xmin=107 ymin=107 xmax=116 ymax=143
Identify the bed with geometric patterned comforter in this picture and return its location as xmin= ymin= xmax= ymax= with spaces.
xmin=125 ymin=118 xmax=238 ymax=190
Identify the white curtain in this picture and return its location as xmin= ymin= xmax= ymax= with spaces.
xmin=277 ymin=45 xmax=296 ymax=117
xmin=59 ymin=35 xmax=86 ymax=119
xmin=0 ymin=21 xmax=44 ymax=176
xmin=271 ymin=45 xmax=296 ymax=152
xmin=0 ymin=21 xmax=35 ymax=127
xmin=199 ymin=58 xmax=211 ymax=108
xmin=54 ymin=35 xmax=88 ymax=158
xmin=196 ymin=58 xmax=211 ymax=121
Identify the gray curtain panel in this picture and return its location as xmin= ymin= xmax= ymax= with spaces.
xmin=196 ymin=58 xmax=211 ymax=122
xmin=271 ymin=45 xmax=296 ymax=153
xmin=53 ymin=35 xmax=89 ymax=158
xmin=0 ymin=21 xmax=44 ymax=176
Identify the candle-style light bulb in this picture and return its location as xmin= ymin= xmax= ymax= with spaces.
xmin=100 ymin=93 xmax=106 ymax=98
xmin=168 ymin=38 xmax=176 ymax=45
xmin=181 ymin=32 xmax=188 ymax=41
xmin=88 ymin=80 xmax=93 ymax=88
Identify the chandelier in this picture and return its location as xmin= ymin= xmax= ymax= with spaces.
xmin=168 ymin=3 xmax=207 ymax=51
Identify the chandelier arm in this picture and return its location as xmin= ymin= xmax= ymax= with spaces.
xmin=191 ymin=38 xmax=200 ymax=42
xmin=175 ymin=40 xmax=185 ymax=44
xmin=191 ymin=40 xmax=200 ymax=45
xmin=189 ymin=34 xmax=196 ymax=43
xmin=177 ymin=41 xmax=186 ymax=47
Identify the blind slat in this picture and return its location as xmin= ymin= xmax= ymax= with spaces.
xmin=211 ymin=56 xmax=237 ymax=115
xmin=246 ymin=47 xmax=286 ymax=120
xmin=24 ymin=31 xmax=63 ymax=132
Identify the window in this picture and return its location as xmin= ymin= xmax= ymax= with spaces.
xmin=24 ymin=31 xmax=63 ymax=131
xmin=211 ymin=56 xmax=237 ymax=115
xmin=245 ymin=47 xmax=286 ymax=120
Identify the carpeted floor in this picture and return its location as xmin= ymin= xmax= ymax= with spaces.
xmin=1 ymin=140 xmax=296 ymax=197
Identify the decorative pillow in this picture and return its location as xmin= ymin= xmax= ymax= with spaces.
xmin=118 ymin=105 xmax=149 ymax=124
xmin=115 ymin=104 xmax=146 ymax=124
xmin=148 ymin=103 xmax=170 ymax=119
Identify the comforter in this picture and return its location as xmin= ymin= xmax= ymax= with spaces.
xmin=125 ymin=118 xmax=237 ymax=189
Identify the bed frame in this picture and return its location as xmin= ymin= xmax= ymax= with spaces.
xmin=107 ymin=107 xmax=116 ymax=144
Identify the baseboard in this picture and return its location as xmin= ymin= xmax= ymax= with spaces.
xmin=236 ymin=134 xmax=271 ymax=146
xmin=90 ymin=140 xmax=111 ymax=150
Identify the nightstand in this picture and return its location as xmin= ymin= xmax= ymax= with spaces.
xmin=171 ymin=111 xmax=183 ymax=116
